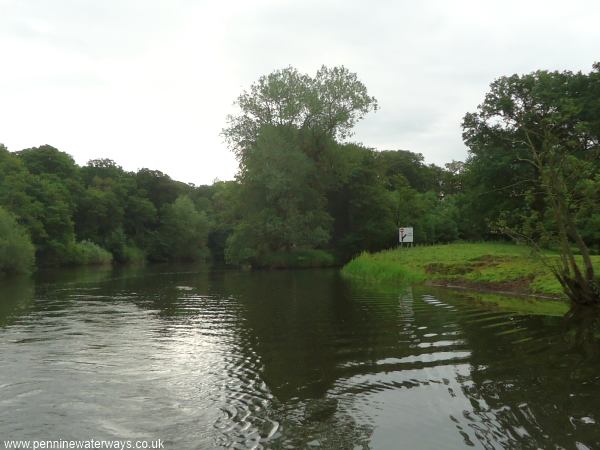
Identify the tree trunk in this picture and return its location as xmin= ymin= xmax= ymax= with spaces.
xmin=539 ymin=151 xmax=599 ymax=306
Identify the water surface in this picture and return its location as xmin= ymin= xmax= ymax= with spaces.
xmin=1 ymin=266 xmax=599 ymax=449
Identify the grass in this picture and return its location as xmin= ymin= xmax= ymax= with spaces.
xmin=341 ymin=242 xmax=600 ymax=299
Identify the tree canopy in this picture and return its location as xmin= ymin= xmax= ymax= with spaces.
xmin=463 ymin=65 xmax=600 ymax=305
xmin=223 ymin=65 xmax=378 ymax=167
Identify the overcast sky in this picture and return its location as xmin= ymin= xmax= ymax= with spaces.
xmin=1 ymin=0 xmax=599 ymax=184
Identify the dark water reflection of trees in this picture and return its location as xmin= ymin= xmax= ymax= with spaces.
xmin=0 ymin=276 xmax=34 ymax=327
xmin=2 ymin=267 xmax=600 ymax=448
xmin=435 ymin=288 xmax=600 ymax=449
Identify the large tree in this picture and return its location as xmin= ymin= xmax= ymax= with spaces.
xmin=225 ymin=126 xmax=332 ymax=265
xmin=223 ymin=65 xmax=378 ymax=168
xmin=154 ymin=195 xmax=210 ymax=262
xmin=222 ymin=66 xmax=378 ymax=266
xmin=463 ymin=64 xmax=600 ymax=305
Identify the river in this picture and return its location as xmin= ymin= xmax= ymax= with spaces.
xmin=0 ymin=266 xmax=599 ymax=449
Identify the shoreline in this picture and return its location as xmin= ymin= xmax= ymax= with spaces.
xmin=425 ymin=280 xmax=563 ymax=301
xmin=340 ymin=242 xmax=600 ymax=312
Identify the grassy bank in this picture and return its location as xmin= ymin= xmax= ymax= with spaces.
xmin=342 ymin=242 xmax=600 ymax=299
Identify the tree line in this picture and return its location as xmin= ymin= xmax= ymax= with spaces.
xmin=0 ymin=140 xmax=462 ymax=273
xmin=1 ymin=64 xmax=599 ymax=302
xmin=0 ymin=146 xmax=210 ymax=272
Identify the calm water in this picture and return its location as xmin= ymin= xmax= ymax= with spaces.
xmin=1 ymin=266 xmax=599 ymax=449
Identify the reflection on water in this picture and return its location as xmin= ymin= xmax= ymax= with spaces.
xmin=0 ymin=267 xmax=599 ymax=449
xmin=0 ymin=276 xmax=34 ymax=327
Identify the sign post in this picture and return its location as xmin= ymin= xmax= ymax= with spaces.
xmin=399 ymin=227 xmax=414 ymax=248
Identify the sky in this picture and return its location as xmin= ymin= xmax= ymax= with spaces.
xmin=1 ymin=0 xmax=599 ymax=185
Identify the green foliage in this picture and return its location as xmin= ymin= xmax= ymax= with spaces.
xmin=223 ymin=65 xmax=378 ymax=166
xmin=150 ymin=195 xmax=210 ymax=262
xmin=76 ymin=159 xmax=160 ymax=262
xmin=0 ymin=207 xmax=35 ymax=275
xmin=225 ymin=126 xmax=332 ymax=266
xmin=0 ymin=146 xmax=41 ymax=236
xmin=75 ymin=187 xmax=125 ymax=245
xmin=342 ymin=242 xmax=600 ymax=298
xmin=121 ymin=245 xmax=146 ymax=264
xmin=0 ymin=144 xmax=209 ymax=269
xmin=65 ymin=240 xmax=113 ymax=266
xmin=327 ymin=143 xmax=397 ymax=259
xmin=0 ymin=145 xmax=78 ymax=265
xmin=205 ymin=181 xmax=241 ymax=262
xmin=222 ymin=65 xmax=462 ymax=267
xmin=25 ymin=175 xmax=78 ymax=264
xmin=135 ymin=168 xmax=189 ymax=210
xmin=1 ymin=67 xmax=466 ymax=272
xmin=462 ymin=64 xmax=600 ymax=304
xmin=374 ymin=150 xmax=444 ymax=193
xmin=102 ymin=228 xmax=129 ymax=263
xmin=3 ymin=61 xmax=596 ymax=293
xmin=16 ymin=145 xmax=78 ymax=177
xmin=343 ymin=251 xmax=420 ymax=286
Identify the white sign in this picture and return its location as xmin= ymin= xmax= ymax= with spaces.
xmin=399 ymin=227 xmax=414 ymax=243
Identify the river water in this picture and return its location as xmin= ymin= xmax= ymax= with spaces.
xmin=0 ymin=266 xmax=599 ymax=449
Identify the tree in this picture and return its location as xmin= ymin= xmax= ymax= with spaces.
xmin=463 ymin=65 xmax=600 ymax=305
xmin=223 ymin=65 xmax=378 ymax=167
xmin=7 ymin=146 xmax=84 ymax=265
xmin=225 ymin=126 xmax=332 ymax=266
xmin=153 ymin=195 xmax=210 ymax=262
xmin=28 ymin=175 xmax=78 ymax=264
xmin=16 ymin=145 xmax=79 ymax=179
xmin=327 ymin=143 xmax=397 ymax=258
xmin=0 ymin=145 xmax=41 ymax=237
xmin=135 ymin=168 xmax=188 ymax=210
xmin=201 ymin=181 xmax=241 ymax=263
xmin=374 ymin=150 xmax=443 ymax=194
xmin=222 ymin=66 xmax=378 ymax=267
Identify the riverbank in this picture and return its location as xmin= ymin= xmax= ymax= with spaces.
xmin=341 ymin=242 xmax=600 ymax=300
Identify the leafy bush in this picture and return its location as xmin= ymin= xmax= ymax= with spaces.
xmin=121 ymin=245 xmax=146 ymax=264
xmin=0 ymin=207 xmax=36 ymax=275
xmin=66 ymin=240 xmax=113 ymax=266
xmin=151 ymin=195 xmax=210 ymax=262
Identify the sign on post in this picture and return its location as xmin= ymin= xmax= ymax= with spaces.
xmin=399 ymin=227 xmax=413 ymax=245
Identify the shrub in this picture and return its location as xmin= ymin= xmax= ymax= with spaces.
xmin=66 ymin=240 xmax=113 ymax=266
xmin=121 ymin=245 xmax=146 ymax=264
xmin=0 ymin=207 xmax=36 ymax=275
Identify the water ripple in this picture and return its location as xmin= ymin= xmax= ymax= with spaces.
xmin=1 ymin=269 xmax=599 ymax=449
